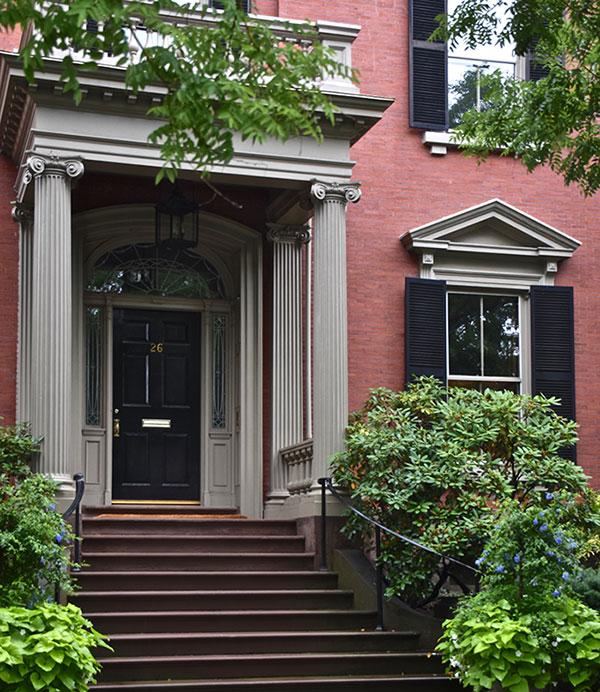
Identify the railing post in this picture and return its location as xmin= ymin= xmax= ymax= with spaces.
xmin=318 ymin=477 xmax=328 ymax=572
xmin=375 ymin=524 xmax=384 ymax=631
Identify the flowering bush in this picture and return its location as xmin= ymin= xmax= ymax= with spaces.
xmin=0 ymin=474 xmax=76 ymax=607
xmin=437 ymin=497 xmax=600 ymax=691
xmin=331 ymin=378 xmax=586 ymax=603
xmin=0 ymin=421 xmax=40 ymax=480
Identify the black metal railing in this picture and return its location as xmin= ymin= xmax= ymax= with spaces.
xmin=318 ymin=476 xmax=477 ymax=630
xmin=62 ymin=473 xmax=85 ymax=571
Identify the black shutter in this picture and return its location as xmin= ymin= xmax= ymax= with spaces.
xmin=531 ymin=286 xmax=576 ymax=461
xmin=211 ymin=0 xmax=250 ymax=10
xmin=526 ymin=52 xmax=550 ymax=81
xmin=409 ymin=0 xmax=448 ymax=130
xmin=405 ymin=277 xmax=447 ymax=384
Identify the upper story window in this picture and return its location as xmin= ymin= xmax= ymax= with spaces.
xmin=409 ymin=0 xmax=542 ymax=133
xmin=447 ymin=0 xmax=517 ymax=128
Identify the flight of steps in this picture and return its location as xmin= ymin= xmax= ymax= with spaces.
xmin=71 ymin=505 xmax=460 ymax=691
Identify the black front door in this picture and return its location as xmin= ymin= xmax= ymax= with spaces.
xmin=112 ymin=308 xmax=201 ymax=501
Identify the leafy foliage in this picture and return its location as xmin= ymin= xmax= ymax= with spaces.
xmin=571 ymin=568 xmax=600 ymax=613
xmin=331 ymin=378 xmax=585 ymax=603
xmin=0 ymin=474 xmax=76 ymax=607
xmin=0 ymin=422 xmax=40 ymax=479
xmin=434 ymin=0 xmax=600 ymax=196
xmin=0 ymin=603 xmax=110 ymax=692
xmin=0 ymin=0 xmax=356 ymax=180
xmin=438 ymin=498 xmax=600 ymax=690
xmin=437 ymin=594 xmax=600 ymax=691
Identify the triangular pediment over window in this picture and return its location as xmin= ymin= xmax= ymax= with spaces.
xmin=401 ymin=199 xmax=580 ymax=289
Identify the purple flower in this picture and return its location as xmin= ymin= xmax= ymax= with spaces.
xmin=495 ymin=565 xmax=504 ymax=573
xmin=555 ymin=536 xmax=563 ymax=545
xmin=533 ymin=518 xmax=539 ymax=526
xmin=546 ymin=492 xmax=554 ymax=500
xmin=540 ymin=524 xmax=549 ymax=532
xmin=562 ymin=572 xmax=570 ymax=580
xmin=475 ymin=559 xmax=482 ymax=567
xmin=553 ymin=589 xmax=560 ymax=597
xmin=514 ymin=554 xmax=521 ymax=564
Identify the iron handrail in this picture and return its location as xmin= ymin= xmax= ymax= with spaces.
xmin=62 ymin=473 xmax=85 ymax=570
xmin=318 ymin=476 xmax=477 ymax=630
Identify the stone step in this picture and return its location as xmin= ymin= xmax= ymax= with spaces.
xmin=96 ymin=652 xmax=446 ymax=683
xmin=73 ymin=589 xmax=354 ymax=613
xmin=82 ymin=552 xmax=316 ymax=572
xmin=75 ymin=570 xmax=339 ymax=592
xmin=81 ymin=535 xmax=306 ymax=554
xmin=99 ymin=630 xmax=420 ymax=658
xmin=83 ymin=505 xmax=240 ymax=518
xmin=82 ymin=517 xmax=298 ymax=537
xmin=85 ymin=609 xmax=379 ymax=634
xmin=93 ymin=675 xmax=461 ymax=691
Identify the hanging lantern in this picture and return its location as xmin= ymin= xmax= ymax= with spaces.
xmin=155 ymin=186 xmax=199 ymax=250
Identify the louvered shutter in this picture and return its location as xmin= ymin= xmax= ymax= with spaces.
xmin=531 ymin=286 xmax=576 ymax=461
xmin=526 ymin=52 xmax=551 ymax=81
xmin=211 ymin=0 xmax=250 ymax=10
xmin=405 ymin=277 xmax=447 ymax=384
xmin=409 ymin=0 xmax=448 ymax=130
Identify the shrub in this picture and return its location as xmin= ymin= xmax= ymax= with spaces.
xmin=0 ymin=422 xmax=40 ymax=480
xmin=0 ymin=603 xmax=111 ymax=692
xmin=331 ymin=378 xmax=588 ymax=603
xmin=571 ymin=567 xmax=600 ymax=612
xmin=0 ymin=474 xmax=75 ymax=607
xmin=437 ymin=499 xmax=600 ymax=691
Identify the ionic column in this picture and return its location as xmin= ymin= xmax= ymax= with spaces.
xmin=266 ymin=223 xmax=310 ymax=511
xmin=24 ymin=154 xmax=84 ymax=494
xmin=310 ymin=180 xmax=361 ymax=479
xmin=13 ymin=203 xmax=34 ymax=424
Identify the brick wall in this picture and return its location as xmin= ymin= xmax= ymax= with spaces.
xmin=270 ymin=0 xmax=600 ymax=485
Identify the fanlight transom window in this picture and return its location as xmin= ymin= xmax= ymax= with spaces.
xmin=87 ymin=243 xmax=226 ymax=299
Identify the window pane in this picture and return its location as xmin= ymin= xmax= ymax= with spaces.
xmin=483 ymin=296 xmax=519 ymax=377
xmin=85 ymin=307 xmax=102 ymax=426
xmin=449 ymin=379 xmax=520 ymax=394
xmin=448 ymin=59 xmax=515 ymax=128
xmin=448 ymin=294 xmax=481 ymax=376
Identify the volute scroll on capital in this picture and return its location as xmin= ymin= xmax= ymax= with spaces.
xmin=266 ymin=223 xmax=311 ymax=244
xmin=22 ymin=154 xmax=85 ymax=186
xmin=11 ymin=201 xmax=33 ymax=224
xmin=310 ymin=180 xmax=362 ymax=205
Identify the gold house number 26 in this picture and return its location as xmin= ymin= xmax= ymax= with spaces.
xmin=150 ymin=342 xmax=164 ymax=353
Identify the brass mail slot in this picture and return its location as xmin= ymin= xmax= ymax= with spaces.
xmin=142 ymin=418 xmax=172 ymax=429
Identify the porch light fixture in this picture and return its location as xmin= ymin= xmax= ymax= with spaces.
xmin=155 ymin=186 xmax=199 ymax=250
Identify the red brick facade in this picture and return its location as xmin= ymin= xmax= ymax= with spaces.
xmin=1 ymin=3 xmax=599 ymax=490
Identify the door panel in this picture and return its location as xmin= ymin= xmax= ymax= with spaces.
xmin=113 ymin=308 xmax=201 ymax=501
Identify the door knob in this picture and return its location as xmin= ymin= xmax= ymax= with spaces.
xmin=113 ymin=418 xmax=120 ymax=437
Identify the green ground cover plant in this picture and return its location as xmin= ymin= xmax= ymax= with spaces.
xmin=0 ymin=603 xmax=111 ymax=692
xmin=332 ymin=378 xmax=587 ymax=604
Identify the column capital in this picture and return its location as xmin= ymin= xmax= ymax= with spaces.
xmin=266 ymin=223 xmax=311 ymax=245
xmin=11 ymin=201 xmax=33 ymax=224
xmin=310 ymin=180 xmax=361 ymax=205
xmin=23 ymin=154 xmax=84 ymax=186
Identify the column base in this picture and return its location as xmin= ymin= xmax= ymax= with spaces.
xmin=50 ymin=474 xmax=76 ymax=515
xmin=264 ymin=490 xmax=290 ymax=518
xmin=264 ymin=482 xmax=346 ymax=519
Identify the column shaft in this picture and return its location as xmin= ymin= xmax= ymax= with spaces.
xmin=25 ymin=155 xmax=84 ymax=490
xmin=267 ymin=225 xmax=309 ymax=505
xmin=311 ymin=181 xmax=361 ymax=479
xmin=14 ymin=204 xmax=33 ymax=424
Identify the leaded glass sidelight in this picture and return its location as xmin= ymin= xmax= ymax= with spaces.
xmin=212 ymin=315 xmax=227 ymax=429
xmin=87 ymin=243 xmax=226 ymax=299
xmin=85 ymin=307 xmax=102 ymax=426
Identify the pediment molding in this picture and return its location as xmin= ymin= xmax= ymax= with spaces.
xmin=401 ymin=199 xmax=581 ymax=289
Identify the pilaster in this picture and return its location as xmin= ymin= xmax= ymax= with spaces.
xmin=265 ymin=224 xmax=310 ymax=514
xmin=310 ymin=180 xmax=361 ymax=481
xmin=24 ymin=154 xmax=84 ymax=498
xmin=13 ymin=203 xmax=33 ymax=425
